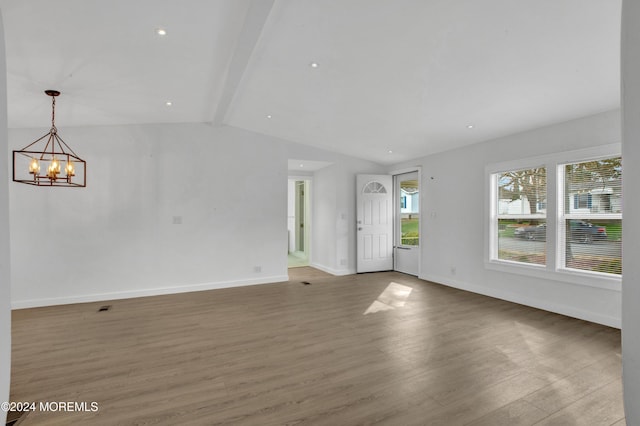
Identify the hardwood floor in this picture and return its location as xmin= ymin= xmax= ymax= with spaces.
xmin=10 ymin=268 xmax=624 ymax=425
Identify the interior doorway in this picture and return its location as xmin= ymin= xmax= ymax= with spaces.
xmin=288 ymin=178 xmax=311 ymax=268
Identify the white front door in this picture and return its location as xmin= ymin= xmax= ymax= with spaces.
xmin=356 ymin=174 xmax=393 ymax=273
xmin=394 ymin=171 xmax=420 ymax=276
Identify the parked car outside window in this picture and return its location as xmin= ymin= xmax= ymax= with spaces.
xmin=513 ymin=220 xmax=607 ymax=243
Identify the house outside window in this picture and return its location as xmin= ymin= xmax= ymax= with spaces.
xmin=573 ymin=193 xmax=592 ymax=210
xmin=400 ymin=185 xmax=419 ymax=245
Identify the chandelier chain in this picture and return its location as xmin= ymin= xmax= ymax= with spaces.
xmin=51 ymin=95 xmax=57 ymax=133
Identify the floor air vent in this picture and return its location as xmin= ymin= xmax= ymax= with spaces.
xmin=301 ymin=281 xmax=311 ymax=285
xmin=98 ymin=305 xmax=112 ymax=312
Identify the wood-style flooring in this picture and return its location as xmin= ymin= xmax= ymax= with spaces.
xmin=9 ymin=268 xmax=624 ymax=425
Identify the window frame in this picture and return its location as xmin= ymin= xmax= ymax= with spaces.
xmin=486 ymin=144 xmax=621 ymax=290
xmin=557 ymin=155 xmax=622 ymax=276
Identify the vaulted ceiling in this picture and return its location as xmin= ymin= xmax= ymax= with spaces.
xmin=0 ymin=0 xmax=621 ymax=164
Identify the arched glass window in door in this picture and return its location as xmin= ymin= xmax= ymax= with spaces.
xmin=363 ymin=181 xmax=387 ymax=194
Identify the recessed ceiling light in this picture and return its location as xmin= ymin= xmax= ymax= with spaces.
xmin=156 ymin=28 xmax=167 ymax=36
xmin=309 ymin=62 xmax=319 ymax=68
xmin=467 ymin=124 xmax=474 ymax=129
xmin=299 ymin=164 xmax=304 ymax=168
xmin=388 ymin=150 xmax=393 ymax=154
xmin=266 ymin=114 xmax=272 ymax=119
xmin=165 ymin=101 xmax=172 ymax=106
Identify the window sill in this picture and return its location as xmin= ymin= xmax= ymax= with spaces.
xmin=486 ymin=259 xmax=621 ymax=291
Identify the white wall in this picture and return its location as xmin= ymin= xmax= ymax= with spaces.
xmin=281 ymin=137 xmax=385 ymax=275
xmin=390 ymin=110 xmax=622 ymax=327
xmin=621 ymin=0 xmax=639 ymax=421
xmin=0 ymin=11 xmax=10 ymax=424
xmin=9 ymin=122 xmax=384 ymax=307
xmin=312 ymin=166 xmax=337 ymax=272
xmin=287 ymin=179 xmax=296 ymax=252
xmin=312 ymin=159 xmax=385 ymax=275
xmin=9 ymin=124 xmax=294 ymax=307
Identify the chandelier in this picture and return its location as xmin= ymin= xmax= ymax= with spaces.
xmin=12 ymin=90 xmax=86 ymax=187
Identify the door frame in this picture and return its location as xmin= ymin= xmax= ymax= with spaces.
xmin=295 ymin=181 xmax=306 ymax=251
xmin=391 ymin=166 xmax=422 ymax=277
xmin=288 ymin=175 xmax=312 ymax=265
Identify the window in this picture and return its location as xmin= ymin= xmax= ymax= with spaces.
xmin=560 ymin=156 xmax=622 ymax=275
xmin=574 ymin=193 xmax=592 ymax=210
xmin=488 ymin=146 xmax=622 ymax=285
xmin=399 ymin=175 xmax=419 ymax=246
xmin=494 ymin=167 xmax=547 ymax=265
xmin=363 ymin=181 xmax=387 ymax=194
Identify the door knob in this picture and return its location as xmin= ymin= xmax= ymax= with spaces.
xmin=358 ymin=227 xmax=363 ymax=231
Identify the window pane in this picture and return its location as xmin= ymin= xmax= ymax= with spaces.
xmin=562 ymin=156 xmax=622 ymax=276
xmin=498 ymin=219 xmax=546 ymax=265
xmin=495 ymin=167 xmax=546 ymax=266
xmin=400 ymin=178 xmax=419 ymax=246
xmin=565 ymin=157 xmax=622 ymax=214
xmin=564 ymin=219 xmax=621 ymax=275
xmin=498 ymin=168 xmax=547 ymax=217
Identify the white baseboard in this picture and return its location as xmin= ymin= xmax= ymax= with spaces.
xmin=309 ymin=262 xmax=355 ymax=276
xmin=420 ymin=273 xmax=621 ymax=329
xmin=11 ymin=275 xmax=289 ymax=310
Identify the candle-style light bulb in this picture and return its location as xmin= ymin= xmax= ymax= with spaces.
xmin=65 ymin=160 xmax=75 ymax=177
xmin=47 ymin=157 xmax=61 ymax=180
xmin=28 ymin=158 xmax=40 ymax=174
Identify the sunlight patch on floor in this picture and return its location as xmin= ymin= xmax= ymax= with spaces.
xmin=364 ymin=282 xmax=413 ymax=315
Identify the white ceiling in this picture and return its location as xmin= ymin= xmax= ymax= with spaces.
xmin=0 ymin=0 xmax=621 ymax=165
xmin=288 ymin=159 xmax=333 ymax=172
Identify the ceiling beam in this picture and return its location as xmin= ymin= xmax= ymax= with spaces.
xmin=211 ymin=0 xmax=275 ymax=126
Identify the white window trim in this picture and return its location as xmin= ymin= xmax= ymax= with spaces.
xmin=556 ymin=153 xmax=622 ymax=278
xmin=485 ymin=143 xmax=621 ymax=291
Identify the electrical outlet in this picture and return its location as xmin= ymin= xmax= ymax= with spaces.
xmin=253 ymin=266 xmax=262 ymax=273
xmin=451 ymin=266 xmax=456 ymax=275
xmin=340 ymin=259 xmax=347 ymax=266
xmin=172 ymin=216 xmax=182 ymax=225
